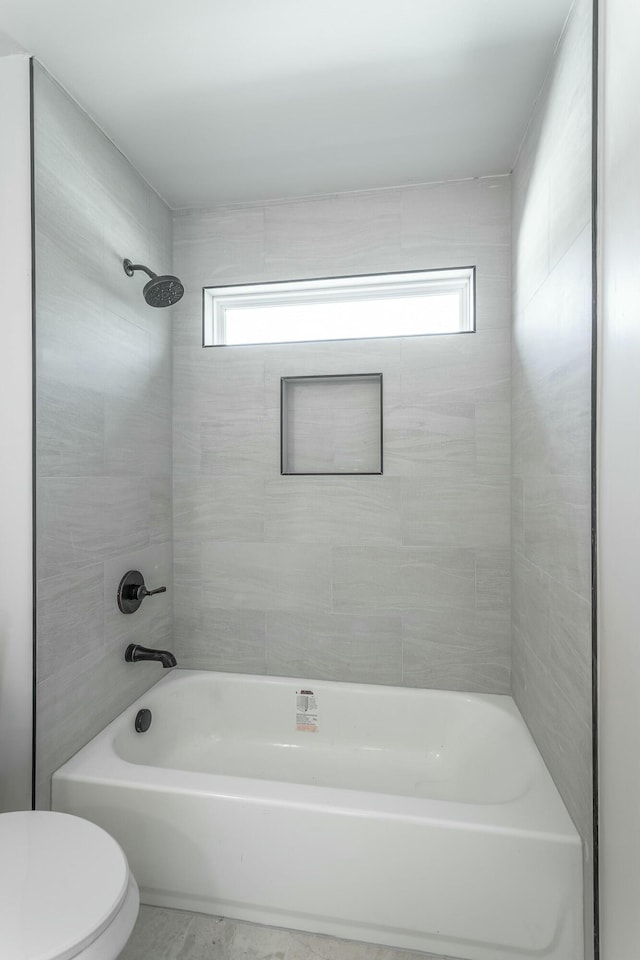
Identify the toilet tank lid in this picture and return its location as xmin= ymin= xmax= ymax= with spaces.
xmin=0 ymin=810 xmax=131 ymax=960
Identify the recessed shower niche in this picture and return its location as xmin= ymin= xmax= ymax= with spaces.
xmin=280 ymin=373 xmax=383 ymax=476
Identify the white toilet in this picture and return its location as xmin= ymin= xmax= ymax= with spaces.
xmin=0 ymin=810 xmax=139 ymax=960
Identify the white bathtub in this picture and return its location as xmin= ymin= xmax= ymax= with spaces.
xmin=52 ymin=670 xmax=583 ymax=960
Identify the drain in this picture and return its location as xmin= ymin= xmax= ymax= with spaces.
xmin=134 ymin=708 xmax=152 ymax=733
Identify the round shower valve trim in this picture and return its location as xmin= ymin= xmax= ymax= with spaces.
xmin=117 ymin=569 xmax=167 ymax=614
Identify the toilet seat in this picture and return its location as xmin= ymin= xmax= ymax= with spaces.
xmin=0 ymin=811 xmax=137 ymax=960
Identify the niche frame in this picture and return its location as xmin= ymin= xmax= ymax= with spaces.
xmin=280 ymin=372 xmax=384 ymax=476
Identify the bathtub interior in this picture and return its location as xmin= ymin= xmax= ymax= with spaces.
xmin=113 ymin=671 xmax=539 ymax=804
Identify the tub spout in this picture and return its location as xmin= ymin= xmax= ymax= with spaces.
xmin=125 ymin=644 xmax=177 ymax=668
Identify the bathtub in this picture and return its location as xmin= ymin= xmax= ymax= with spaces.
xmin=52 ymin=670 xmax=583 ymax=960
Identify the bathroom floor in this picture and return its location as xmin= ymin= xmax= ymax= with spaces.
xmin=119 ymin=907 xmax=449 ymax=960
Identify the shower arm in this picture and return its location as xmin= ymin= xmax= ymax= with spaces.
xmin=123 ymin=259 xmax=156 ymax=280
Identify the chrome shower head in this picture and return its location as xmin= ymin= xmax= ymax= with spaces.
xmin=123 ymin=259 xmax=184 ymax=308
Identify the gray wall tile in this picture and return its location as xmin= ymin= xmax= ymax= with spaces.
xmin=33 ymin=63 xmax=173 ymax=805
xmin=402 ymin=635 xmax=510 ymax=693
xmin=512 ymin=553 xmax=550 ymax=664
xmin=384 ymin=401 xmax=475 ymax=476
xmin=150 ymin=476 xmax=173 ymax=544
xmin=510 ymin=0 xmax=593 ymax=951
xmin=523 ymin=474 xmax=591 ymax=600
xmin=400 ymin=330 xmax=511 ymax=406
xmin=475 ymin=549 xmax=511 ymax=617
xmin=512 ymin=230 xmax=592 ymax=481
xmin=401 ymin=477 xmax=510 ymax=548
xmin=173 ymin=348 xmax=266 ymax=421
xmin=266 ymin=611 xmax=403 ymax=685
xmin=172 ymin=417 xmax=202 ymax=478
xmin=332 ymin=546 xmax=476 ymax=615
xmin=200 ymin=414 xmax=270 ymax=476
xmin=263 ymin=477 xmax=342 ymax=543
xmin=173 ymin=581 xmax=202 ymax=659
xmin=264 ymin=477 xmax=401 ymax=545
xmin=264 ymin=191 xmax=402 ymax=276
xmin=264 ymin=338 xmax=402 ymax=407
xmin=37 ymin=564 xmax=105 ymax=684
xmin=174 ymin=477 xmax=265 ymax=542
xmin=402 ymin=608 xmax=510 ymax=693
xmin=549 ymin=579 xmax=592 ymax=722
xmin=201 ymin=542 xmax=332 ymax=612
xmin=512 ymin=476 xmax=524 ymax=557
xmin=37 ymin=477 xmax=150 ymax=580
xmin=475 ymin=400 xmax=510 ymax=476
xmin=173 ymin=177 xmax=512 ymax=692
xmin=174 ymin=540 xmax=202 ymax=582
xmin=104 ymin=392 xmax=164 ymax=478
xmin=400 ymin=177 xmax=511 ymax=270
xmin=36 ymin=377 xmax=105 ymax=478
xmin=178 ymin=607 xmax=266 ymax=674
xmin=172 ymin=207 xmax=265 ymax=345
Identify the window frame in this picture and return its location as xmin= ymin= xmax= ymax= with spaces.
xmin=202 ymin=266 xmax=476 ymax=348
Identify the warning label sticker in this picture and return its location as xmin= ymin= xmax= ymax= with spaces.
xmin=296 ymin=689 xmax=319 ymax=732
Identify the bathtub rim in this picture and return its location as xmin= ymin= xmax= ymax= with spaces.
xmin=52 ymin=668 xmax=581 ymax=843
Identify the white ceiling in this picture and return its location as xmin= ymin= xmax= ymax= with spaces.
xmin=0 ymin=0 xmax=572 ymax=208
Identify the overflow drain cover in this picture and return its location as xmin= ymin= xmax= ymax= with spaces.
xmin=135 ymin=708 xmax=152 ymax=733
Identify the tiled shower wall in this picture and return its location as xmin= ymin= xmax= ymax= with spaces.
xmin=172 ymin=176 xmax=511 ymax=689
xmin=34 ymin=64 xmax=174 ymax=807
xmin=510 ymin=0 xmax=593 ymax=948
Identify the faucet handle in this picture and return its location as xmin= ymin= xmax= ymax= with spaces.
xmin=138 ymin=584 xmax=167 ymax=600
xmin=117 ymin=570 xmax=167 ymax=614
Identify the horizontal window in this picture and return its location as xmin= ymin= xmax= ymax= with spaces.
xmin=203 ymin=267 xmax=475 ymax=347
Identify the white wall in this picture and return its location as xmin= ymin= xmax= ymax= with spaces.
xmin=0 ymin=53 xmax=33 ymax=811
xmin=598 ymin=0 xmax=640 ymax=954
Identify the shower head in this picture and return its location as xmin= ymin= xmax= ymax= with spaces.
xmin=123 ymin=259 xmax=184 ymax=308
